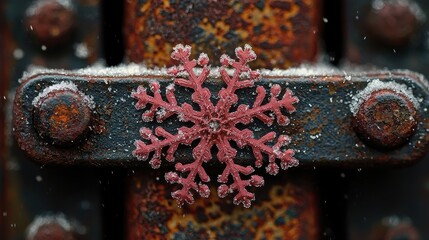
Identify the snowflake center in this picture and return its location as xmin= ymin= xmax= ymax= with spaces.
xmin=208 ymin=119 xmax=221 ymax=133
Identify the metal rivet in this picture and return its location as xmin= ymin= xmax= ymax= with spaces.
xmin=26 ymin=0 xmax=75 ymax=48
xmin=364 ymin=0 xmax=424 ymax=47
xmin=33 ymin=88 xmax=92 ymax=145
xmin=353 ymin=89 xmax=417 ymax=149
xmin=28 ymin=223 xmax=76 ymax=240
xmin=371 ymin=216 xmax=420 ymax=240
xmin=26 ymin=214 xmax=83 ymax=240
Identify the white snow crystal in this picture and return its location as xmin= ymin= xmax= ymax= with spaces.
xmin=32 ymin=81 xmax=95 ymax=109
xmin=26 ymin=0 xmax=74 ymax=16
xmin=349 ymin=79 xmax=420 ymax=116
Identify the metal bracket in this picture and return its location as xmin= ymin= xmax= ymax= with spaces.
xmin=13 ymin=68 xmax=429 ymax=167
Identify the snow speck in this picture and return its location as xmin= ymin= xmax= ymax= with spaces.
xmin=41 ymin=45 xmax=47 ymax=51
xmin=13 ymin=49 xmax=24 ymax=59
xmin=74 ymin=43 xmax=89 ymax=59
xmin=323 ymin=17 xmax=328 ymax=23
xmin=35 ymin=175 xmax=42 ymax=182
xmin=349 ymin=79 xmax=420 ymax=116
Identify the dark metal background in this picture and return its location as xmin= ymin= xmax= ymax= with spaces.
xmin=346 ymin=0 xmax=429 ymax=239
xmin=1 ymin=0 xmax=103 ymax=239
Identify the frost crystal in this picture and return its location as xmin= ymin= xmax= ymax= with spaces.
xmin=132 ymin=44 xmax=299 ymax=208
xmin=350 ymin=79 xmax=420 ymax=115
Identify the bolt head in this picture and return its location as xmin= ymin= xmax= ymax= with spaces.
xmin=29 ymin=223 xmax=76 ymax=240
xmin=34 ymin=89 xmax=92 ymax=145
xmin=364 ymin=1 xmax=421 ymax=47
xmin=353 ymin=89 xmax=417 ymax=149
xmin=26 ymin=0 xmax=75 ymax=48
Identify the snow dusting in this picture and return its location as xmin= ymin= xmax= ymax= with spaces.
xmin=74 ymin=42 xmax=89 ymax=59
xmin=25 ymin=0 xmax=74 ymax=17
xmin=26 ymin=0 xmax=74 ymax=16
xmin=26 ymin=213 xmax=85 ymax=239
xmin=32 ymin=81 xmax=95 ymax=109
xmin=21 ymin=62 xmax=342 ymax=82
xmin=349 ymin=79 xmax=420 ymax=116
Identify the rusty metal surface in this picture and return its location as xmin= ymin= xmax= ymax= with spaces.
xmin=362 ymin=1 xmax=422 ymax=48
xmin=33 ymin=88 xmax=93 ymax=145
xmin=126 ymin=170 xmax=318 ymax=240
xmin=13 ymin=71 xmax=429 ymax=167
xmin=7 ymin=0 xmax=100 ymax=90
xmin=346 ymin=0 xmax=429 ymax=76
xmin=345 ymin=2 xmax=429 ymax=239
xmin=25 ymin=0 xmax=76 ymax=48
xmin=352 ymin=89 xmax=418 ymax=149
xmin=124 ymin=0 xmax=320 ymax=68
xmin=2 ymin=0 xmax=103 ymax=239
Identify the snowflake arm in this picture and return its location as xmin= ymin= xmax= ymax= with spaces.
xmin=133 ymin=125 xmax=202 ymax=167
xmin=228 ymin=127 xmax=298 ymax=175
xmin=168 ymin=44 xmax=214 ymax=111
xmin=216 ymin=44 xmax=261 ymax=115
xmin=165 ymin=137 xmax=212 ymax=206
xmin=131 ymin=82 xmax=204 ymax=123
xmin=216 ymin=137 xmax=264 ymax=208
xmin=228 ymin=85 xmax=299 ymax=126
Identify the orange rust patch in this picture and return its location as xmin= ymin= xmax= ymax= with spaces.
xmin=127 ymin=172 xmax=318 ymax=240
xmin=49 ymin=103 xmax=79 ymax=130
xmin=124 ymin=0 xmax=320 ymax=68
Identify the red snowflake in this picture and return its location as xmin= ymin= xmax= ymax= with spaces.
xmin=132 ymin=44 xmax=299 ymax=208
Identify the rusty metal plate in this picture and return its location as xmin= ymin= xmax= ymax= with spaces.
xmin=124 ymin=0 xmax=320 ymax=68
xmin=126 ymin=171 xmax=318 ymax=240
xmin=13 ymin=70 xmax=429 ymax=167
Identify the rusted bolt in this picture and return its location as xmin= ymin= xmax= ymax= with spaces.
xmin=353 ymin=89 xmax=417 ymax=149
xmin=26 ymin=0 xmax=75 ymax=48
xmin=371 ymin=216 xmax=420 ymax=240
xmin=364 ymin=0 xmax=425 ymax=47
xmin=26 ymin=214 xmax=84 ymax=240
xmin=33 ymin=82 xmax=93 ymax=145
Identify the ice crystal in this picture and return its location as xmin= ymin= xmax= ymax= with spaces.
xmin=132 ymin=44 xmax=299 ymax=208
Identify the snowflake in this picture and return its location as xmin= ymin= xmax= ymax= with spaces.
xmin=132 ymin=44 xmax=299 ymax=208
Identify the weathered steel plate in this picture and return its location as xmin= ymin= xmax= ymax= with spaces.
xmin=13 ymin=70 xmax=429 ymax=167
